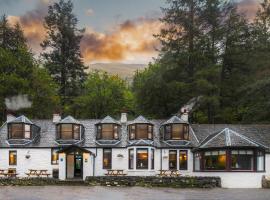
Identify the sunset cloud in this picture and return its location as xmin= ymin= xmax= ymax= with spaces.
xmin=81 ymin=18 xmax=161 ymax=63
xmin=8 ymin=2 xmax=161 ymax=64
xmin=237 ymin=0 xmax=260 ymax=21
xmin=8 ymin=1 xmax=48 ymax=53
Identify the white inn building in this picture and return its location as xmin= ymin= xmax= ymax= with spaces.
xmin=0 ymin=113 xmax=270 ymax=188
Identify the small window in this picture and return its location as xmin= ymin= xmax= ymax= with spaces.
xmin=103 ymin=149 xmax=112 ymax=169
xmin=194 ymin=152 xmax=201 ymax=171
xmin=179 ymin=150 xmax=188 ymax=170
xmin=73 ymin=125 xmax=80 ymax=140
xmin=51 ymin=149 xmax=59 ymax=165
xmin=57 ymin=124 xmax=81 ymax=140
xmin=169 ymin=150 xmax=177 ymax=170
xmin=164 ymin=124 xmax=189 ymax=140
xmin=24 ymin=124 xmax=31 ymax=139
xmin=129 ymin=149 xmax=134 ymax=169
xmin=129 ymin=124 xmax=153 ymax=140
xmin=151 ymin=149 xmax=154 ymax=169
xmin=9 ymin=151 xmax=17 ymax=165
xmin=136 ymin=149 xmax=148 ymax=169
xmin=172 ymin=124 xmax=183 ymax=140
xmin=129 ymin=125 xmax=136 ymax=139
xmin=257 ymin=151 xmax=265 ymax=171
xmin=98 ymin=124 xmax=119 ymax=140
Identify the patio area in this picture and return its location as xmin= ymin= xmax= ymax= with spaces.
xmin=0 ymin=186 xmax=270 ymax=200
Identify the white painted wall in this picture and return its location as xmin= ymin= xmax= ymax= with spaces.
xmin=59 ymin=153 xmax=66 ymax=180
xmin=0 ymin=148 xmax=57 ymax=178
xmin=83 ymin=152 xmax=92 ymax=180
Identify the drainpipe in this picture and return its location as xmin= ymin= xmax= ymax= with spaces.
xmin=160 ymin=149 xmax=162 ymax=170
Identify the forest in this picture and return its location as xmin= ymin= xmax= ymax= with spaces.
xmin=1 ymin=0 xmax=270 ymax=124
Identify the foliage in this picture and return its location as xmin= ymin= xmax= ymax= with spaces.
xmin=73 ymin=71 xmax=132 ymax=118
xmin=41 ymin=0 xmax=87 ymax=109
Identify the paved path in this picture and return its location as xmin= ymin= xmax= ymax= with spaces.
xmin=0 ymin=186 xmax=270 ymax=200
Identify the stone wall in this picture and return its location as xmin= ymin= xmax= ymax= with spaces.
xmin=85 ymin=176 xmax=221 ymax=188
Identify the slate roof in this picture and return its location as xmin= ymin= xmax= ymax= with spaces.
xmin=127 ymin=115 xmax=152 ymax=125
xmin=1 ymin=116 xmax=270 ymax=150
xmin=96 ymin=116 xmax=121 ymax=125
xmin=197 ymin=128 xmax=268 ymax=149
xmin=161 ymin=115 xmax=188 ymax=126
xmin=57 ymin=116 xmax=81 ymax=124
xmin=8 ymin=115 xmax=34 ymax=125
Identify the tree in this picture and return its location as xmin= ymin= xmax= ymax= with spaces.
xmin=41 ymin=0 xmax=87 ymax=110
xmin=73 ymin=71 xmax=132 ymax=118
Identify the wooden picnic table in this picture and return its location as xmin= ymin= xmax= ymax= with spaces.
xmin=158 ymin=170 xmax=181 ymax=177
xmin=105 ymin=169 xmax=127 ymax=176
xmin=25 ymin=169 xmax=51 ymax=177
xmin=0 ymin=168 xmax=18 ymax=178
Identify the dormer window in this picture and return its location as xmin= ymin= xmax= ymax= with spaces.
xmin=164 ymin=124 xmax=189 ymax=140
xmin=97 ymin=124 xmax=120 ymax=140
xmin=8 ymin=123 xmax=31 ymax=139
xmin=57 ymin=124 xmax=81 ymax=140
xmin=129 ymin=124 xmax=153 ymax=140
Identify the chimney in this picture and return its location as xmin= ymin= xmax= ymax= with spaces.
xmin=6 ymin=113 xmax=16 ymax=122
xmin=120 ymin=113 xmax=127 ymax=124
xmin=53 ymin=113 xmax=61 ymax=123
xmin=180 ymin=109 xmax=189 ymax=122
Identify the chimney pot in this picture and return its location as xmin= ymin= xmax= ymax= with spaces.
xmin=120 ymin=113 xmax=127 ymax=124
xmin=53 ymin=114 xmax=61 ymax=123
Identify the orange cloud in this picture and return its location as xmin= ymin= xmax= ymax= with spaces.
xmin=8 ymin=1 xmax=48 ymax=53
xmin=81 ymin=18 xmax=162 ymax=63
xmin=237 ymin=0 xmax=260 ymax=21
xmin=7 ymin=1 xmax=162 ymax=63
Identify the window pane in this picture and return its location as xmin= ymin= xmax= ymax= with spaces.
xmin=148 ymin=125 xmax=153 ymax=139
xmin=183 ymin=125 xmax=189 ymax=140
xmin=129 ymin=149 xmax=134 ymax=169
xmin=165 ymin=125 xmax=171 ymax=140
xmin=257 ymin=151 xmax=264 ymax=171
xmin=195 ymin=153 xmax=201 ymax=171
xmin=102 ymin=124 xmax=114 ymax=140
xmin=9 ymin=151 xmax=17 ymax=165
xmin=73 ymin=125 xmax=80 ymax=140
xmin=179 ymin=151 xmax=188 ymax=170
xmin=24 ymin=124 xmax=31 ymax=139
xmin=204 ymin=151 xmax=226 ymax=170
xmin=10 ymin=124 xmax=24 ymax=139
xmin=51 ymin=149 xmax=59 ymax=165
xmin=137 ymin=149 xmax=148 ymax=169
xmin=169 ymin=150 xmax=177 ymax=170
xmin=151 ymin=149 xmax=154 ymax=169
xmin=172 ymin=124 xmax=183 ymax=140
xmin=103 ymin=149 xmax=112 ymax=169
xmin=136 ymin=124 xmax=148 ymax=139
xmin=114 ymin=125 xmax=119 ymax=139
xmin=61 ymin=124 xmax=73 ymax=139
xmin=231 ymin=151 xmax=254 ymax=170
xmin=129 ymin=125 xmax=135 ymax=139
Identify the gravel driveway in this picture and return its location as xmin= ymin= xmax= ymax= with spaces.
xmin=1 ymin=186 xmax=270 ymax=200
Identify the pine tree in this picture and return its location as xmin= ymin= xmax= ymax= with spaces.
xmin=41 ymin=0 xmax=87 ymax=109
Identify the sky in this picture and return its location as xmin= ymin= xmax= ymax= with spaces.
xmin=0 ymin=0 xmax=261 ymax=64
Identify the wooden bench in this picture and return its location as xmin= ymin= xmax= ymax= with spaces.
xmin=105 ymin=169 xmax=127 ymax=176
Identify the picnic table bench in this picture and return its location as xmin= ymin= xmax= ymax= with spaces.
xmin=105 ymin=169 xmax=127 ymax=176
xmin=25 ymin=169 xmax=51 ymax=177
xmin=158 ymin=170 xmax=181 ymax=177
xmin=0 ymin=168 xmax=18 ymax=178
